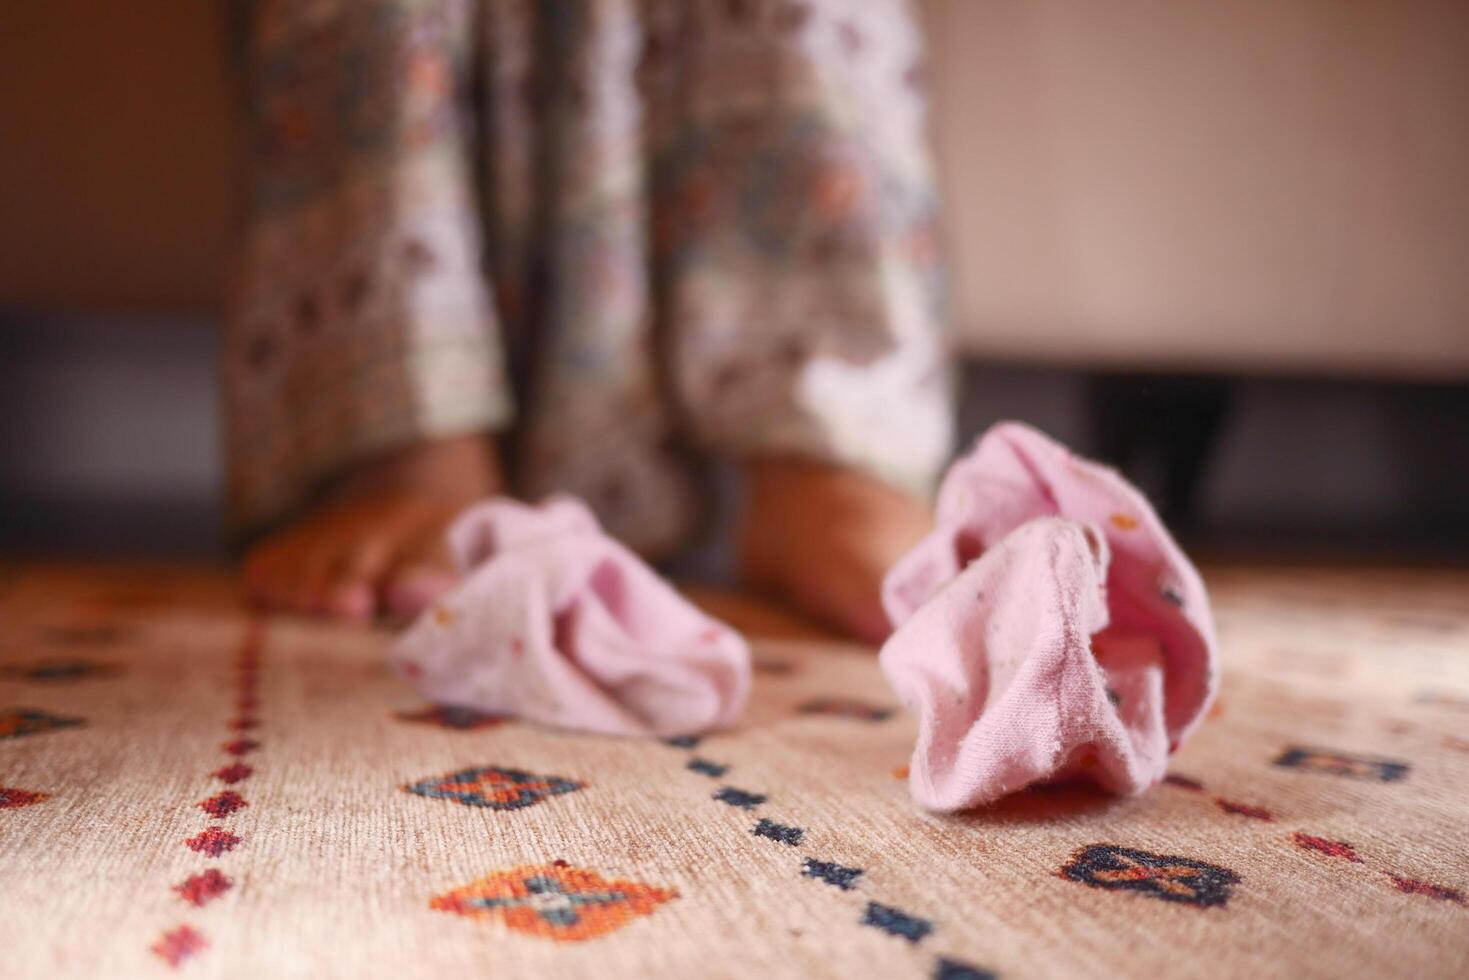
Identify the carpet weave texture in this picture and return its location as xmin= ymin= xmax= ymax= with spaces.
xmin=1 ymin=563 xmax=1466 ymax=978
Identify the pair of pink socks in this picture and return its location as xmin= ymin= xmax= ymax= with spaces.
xmin=880 ymin=422 xmax=1217 ymax=810
xmin=391 ymin=422 xmax=1214 ymax=809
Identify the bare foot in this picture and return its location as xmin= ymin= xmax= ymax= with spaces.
xmin=242 ymin=435 xmax=502 ymax=622
xmin=738 ymin=457 xmax=932 ymax=644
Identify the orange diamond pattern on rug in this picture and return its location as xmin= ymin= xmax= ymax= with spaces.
xmin=0 ymin=708 xmax=84 ymax=740
xmin=430 ymin=863 xmax=677 ymax=941
xmin=0 ymin=786 xmax=50 ymax=809
xmin=404 ymin=766 xmax=582 ymax=810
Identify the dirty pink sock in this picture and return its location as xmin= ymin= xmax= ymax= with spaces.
xmin=879 ymin=422 xmax=1216 ymax=810
xmin=391 ymin=496 xmax=750 ymax=737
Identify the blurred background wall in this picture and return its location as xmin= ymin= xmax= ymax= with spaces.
xmin=0 ymin=1 xmax=238 ymax=313
xmin=925 ymin=0 xmax=1469 ymax=376
xmin=1 ymin=0 xmax=1466 ymax=557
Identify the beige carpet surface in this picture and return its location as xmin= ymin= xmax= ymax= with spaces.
xmin=1 ymin=562 xmax=1467 ymax=979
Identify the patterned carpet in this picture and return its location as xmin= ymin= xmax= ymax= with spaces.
xmin=1 ymin=562 xmax=1467 ymax=978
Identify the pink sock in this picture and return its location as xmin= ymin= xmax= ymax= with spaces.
xmin=880 ymin=422 xmax=1216 ymax=810
xmin=392 ymin=496 xmax=750 ymax=737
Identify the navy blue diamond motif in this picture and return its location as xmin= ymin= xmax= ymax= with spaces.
xmin=1060 ymin=843 xmax=1241 ymax=907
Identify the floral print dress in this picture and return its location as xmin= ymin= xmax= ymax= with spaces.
xmin=225 ymin=0 xmax=953 ymax=557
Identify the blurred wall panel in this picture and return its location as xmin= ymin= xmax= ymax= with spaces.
xmin=0 ymin=316 xmax=225 ymax=555
xmin=0 ymin=1 xmax=239 ymax=314
xmin=924 ymin=0 xmax=1469 ymax=376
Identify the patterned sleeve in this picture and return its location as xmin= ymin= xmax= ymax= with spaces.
xmin=645 ymin=0 xmax=956 ymax=496
xmin=222 ymin=0 xmax=511 ymax=538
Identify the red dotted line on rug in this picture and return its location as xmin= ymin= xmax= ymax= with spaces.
xmin=151 ymin=617 xmax=264 ymax=969
xmin=1162 ymin=773 xmax=1279 ymax=822
xmin=1163 ymin=772 xmax=1465 ymax=906
xmin=666 ymin=735 xmax=996 ymax=980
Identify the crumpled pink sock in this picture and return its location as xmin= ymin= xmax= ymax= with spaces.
xmin=391 ymin=496 xmax=750 ymax=737
xmin=879 ymin=422 xmax=1217 ymax=810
